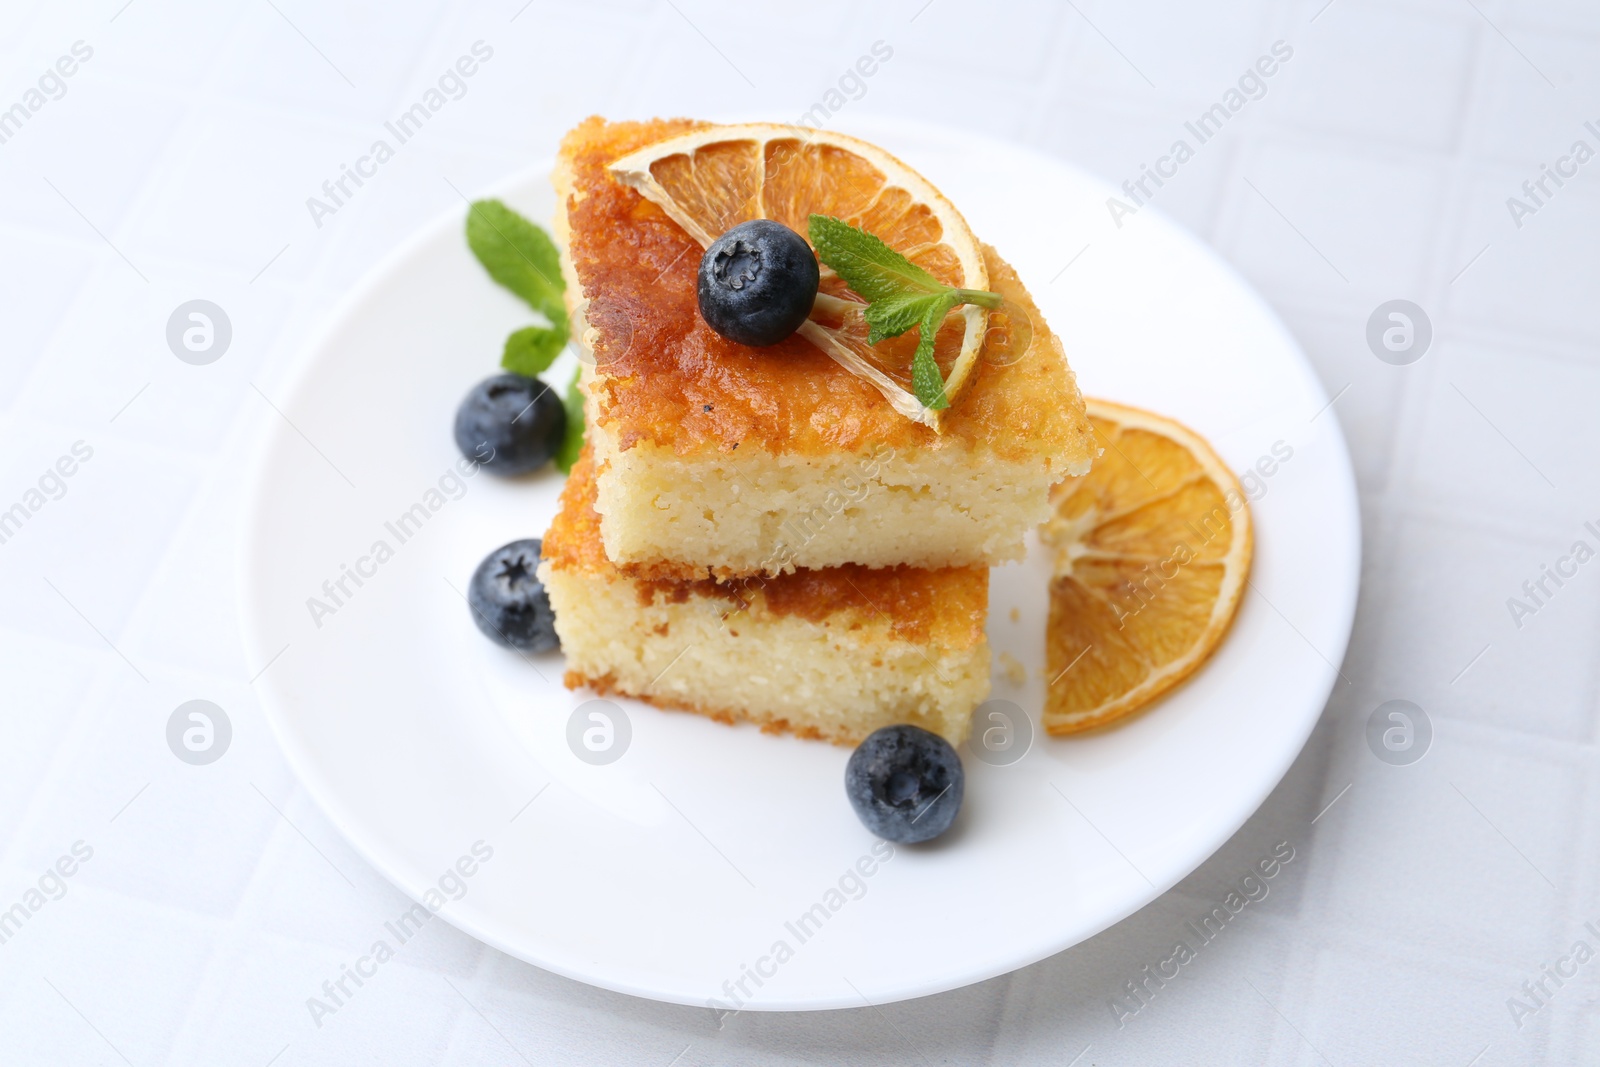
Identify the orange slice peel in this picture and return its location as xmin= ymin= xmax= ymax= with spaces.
xmin=1040 ymin=399 xmax=1253 ymax=734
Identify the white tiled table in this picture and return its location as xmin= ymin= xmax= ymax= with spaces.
xmin=2 ymin=1 xmax=1596 ymax=1063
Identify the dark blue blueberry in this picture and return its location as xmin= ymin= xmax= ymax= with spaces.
xmin=468 ymin=538 xmax=558 ymax=653
xmin=454 ymin=373 xmax=565 ymax=476
xmin=697 ymin=219 xmax=819 ymax=347
xmin=845 ymin=724 xmax=964 ymax=843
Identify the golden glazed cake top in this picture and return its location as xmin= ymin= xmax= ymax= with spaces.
xmin=542 ymin=447 xmax=989 ymax=650
xmin=556 ymin=116 xmax=1093 ymax=464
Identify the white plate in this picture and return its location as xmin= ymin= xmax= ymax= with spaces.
xmin=240 ymin=119 xmax=1359 ymax=1011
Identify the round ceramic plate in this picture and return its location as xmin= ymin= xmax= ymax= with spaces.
xmin=240 ymin=118 xmax=1359 ymax=1011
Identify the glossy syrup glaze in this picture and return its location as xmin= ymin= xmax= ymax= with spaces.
xmin=557 ymin=116 xmax=1093 ymax=464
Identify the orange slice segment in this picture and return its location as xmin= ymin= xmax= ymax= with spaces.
xmin=1040 ymin=399 xmax=1253 ymax=734
xmin=608 ymin=123 xmax=990 ymax=429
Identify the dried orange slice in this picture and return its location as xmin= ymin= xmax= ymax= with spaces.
xmin=1040 ymin=399 xmax=1253 ymax=734
xmin=608 ymin=123 xmax=990 ymax=429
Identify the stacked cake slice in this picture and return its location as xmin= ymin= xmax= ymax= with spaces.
xmin=539 ymin=118 xmax=1094 ymax=746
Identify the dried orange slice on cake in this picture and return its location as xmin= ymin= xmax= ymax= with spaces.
xmin=608 ymin=123 xmax=990 ymax=428
xmin=1040 ymin=399 xmax=1253 ymax=734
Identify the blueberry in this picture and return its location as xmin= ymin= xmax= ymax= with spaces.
xmin=697 ymin=219 xmax=819 ymax=347
xmin=468 ymin=538 xmax=558 ymax=652
xmin=845 ymin=724 xmax=964 ymax=843
xmin=454 ymin=373 xmax=565 ymax=476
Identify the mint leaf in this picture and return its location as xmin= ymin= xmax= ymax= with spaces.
xmin=911 ymin=302 xmax=951 ymax=410
xmin=808 ymin=214 xmax=998 ymax=411
xmin=808 ymin=213 xmax=949 ymax=307
xmin=466 ymin=199 xmax=565 ymax=322
xmin=500 ymin=322 xmax=569 ymax=377
xmin=861 ymin=290 xmax=945 ymax=345
xmin=554 ymin=364 xmax=585 ymax=474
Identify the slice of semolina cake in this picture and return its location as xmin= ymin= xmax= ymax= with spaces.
xmin=551 ymin=116 xmax=1094 ymax=580
xmin=538 ymin=448 xmax=991 ymax=746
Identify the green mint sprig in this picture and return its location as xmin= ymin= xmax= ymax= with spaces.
xmin=465 ymin=198 xmax=584 ymax=470
xmin=466 ymin=198 xmax=569 ymax=377
xmin=808 ymin=213 xmax=1000 ymax=411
